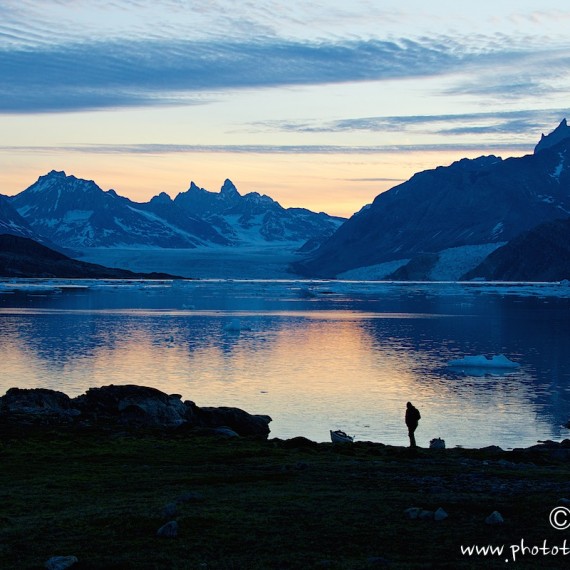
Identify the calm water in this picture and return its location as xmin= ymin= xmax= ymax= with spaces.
xmin=1 ymin=279 xmax=570 ymax=448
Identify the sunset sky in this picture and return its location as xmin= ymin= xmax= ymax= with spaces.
xmin=1 ymin=0 xmax=570 ymax=217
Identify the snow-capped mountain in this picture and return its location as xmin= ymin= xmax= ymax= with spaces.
xmin=297 ymin=120 xmax=570 ymax=278
xmin=9 ymin=171 xmax=229 ymax=249
xmin=174 ymin=179 xmax=344 ymax=243
xmin=0 ymin=193 xmax=39 ymax=240
xmin=9 ymin=172 xmax=342 ymax=251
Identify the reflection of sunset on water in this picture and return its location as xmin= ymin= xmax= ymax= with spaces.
xmin=1 ymin=281 xmax=565 ymax=449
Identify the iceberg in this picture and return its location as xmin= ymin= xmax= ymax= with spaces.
xmin=223 ymin=318 xmax=252 ymax=332
xmin=447 ymin=354 xmax=520 ymax=369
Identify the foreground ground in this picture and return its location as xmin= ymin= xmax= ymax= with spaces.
xmin=1 ymin=428 xmax=570 ymax=569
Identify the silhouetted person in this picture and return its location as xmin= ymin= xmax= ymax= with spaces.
xmin=405 ymin=401 xmax=421 ymax=448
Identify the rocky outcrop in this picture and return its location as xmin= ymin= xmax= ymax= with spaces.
xmin=192 ymin=405 xmax=273 ymax=438
xmin=0 ymin=384 xmax=272 ymax=438
xmin=74 ymin=385 xmax=189 ymax=428
xmin=0 ymin=387 xmax=80 ymax=424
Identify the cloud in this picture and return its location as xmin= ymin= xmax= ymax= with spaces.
xmin=0 ymin=33 xmax=544 ymax=114
xmin=255 ymin=109 xmax=569 ymax=138
xmin=0 ymin=142 xmax=533 ymax=155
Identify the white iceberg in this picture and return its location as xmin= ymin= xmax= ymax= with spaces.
xmin=447 ymin=354 xmax=520 ymax=369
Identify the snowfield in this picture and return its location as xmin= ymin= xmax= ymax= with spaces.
xmin=77 ymin=244 xmax=305 ymax=279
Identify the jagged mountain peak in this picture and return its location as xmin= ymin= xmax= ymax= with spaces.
xmin=535 ymin=118 xmax=570 ymax=154
xmin=188 ymin=181 xmax=203 ymax=192
xmin=449 ymin=155 xmax=502 ymax=170
xmin=25 ymin=170 xmax=103 ymax=195
xmin=11 ymin=171 xmax=343 ymax=251
xmin=150 ymin=191 xmax=173 ymax=205
xmin=220 ymin=179 xmax=240 ymax=200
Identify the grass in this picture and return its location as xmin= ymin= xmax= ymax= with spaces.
xmin=1 ymin=427 xmax=570 ymax=569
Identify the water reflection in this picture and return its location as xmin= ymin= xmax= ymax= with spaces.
xmin=1 ymin=280 xmax=569 ymax=448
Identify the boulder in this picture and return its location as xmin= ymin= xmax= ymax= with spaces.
xmin=194 ymin=405 xmax=272 ymax=438
xmin=72 ymin=385 xmax=188 ymax=427
xmin=157 ymin=520 xmax=178 ymax=538
xmin=0 ymin=387 xmax=79 ymax=425
xmin=45 ymin=556 xmax=78 ymax=570
xmin=434 ymin=507 xmax=448 ymax=521
xmin=485 ymin=511 xmax=504 ymax=525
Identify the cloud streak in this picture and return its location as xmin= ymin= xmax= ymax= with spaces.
xmin=0 ymin=33 xmax=553 ymax=114
xmin=0 ymin=142 xmax=533 ymax=155
xmin=254 ymin=109 xmax=569 ymax=138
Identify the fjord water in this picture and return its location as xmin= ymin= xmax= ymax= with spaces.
xmin=1 ymin=279 xmax=569 ymax=449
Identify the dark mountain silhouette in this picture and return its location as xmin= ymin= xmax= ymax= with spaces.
xmin=0 ymin=234 xmax=181 ymax=279
xmin=462 ymin=217 xmax=570 ymax=282
xmin=296 ymin=121 xmax=570 ymax=278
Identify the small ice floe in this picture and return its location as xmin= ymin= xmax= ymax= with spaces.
xmin=223 ymin=318 xmax=252 ymax=332
xmin=298 ymin=286 xmax=316 ymax=299
xmin=447 ymin=354 xmax=520 ymax=370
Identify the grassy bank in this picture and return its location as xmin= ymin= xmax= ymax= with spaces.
xmin=1 ymin=427 xmax=570 ymax=569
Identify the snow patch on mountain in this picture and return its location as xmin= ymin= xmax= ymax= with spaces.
xmin=429 ymin=243 xmax=505 ymax=281
xmin=550 ymin=153 xmax=565 ymax=181
xmin=338 ymin=259 xmax=410 ymax=280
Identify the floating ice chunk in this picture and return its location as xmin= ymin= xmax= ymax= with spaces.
xmin=447 ymin=354 xmax=520 ymax=369
xmin=223 ymin=319 xmax=252 ymax=332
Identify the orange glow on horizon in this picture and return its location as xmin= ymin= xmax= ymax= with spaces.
xmin=0 ymin=147 xmax=530 ymax=218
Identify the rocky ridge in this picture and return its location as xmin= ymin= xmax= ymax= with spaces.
xmin=0 ymin=384 xmax=272 ymax=438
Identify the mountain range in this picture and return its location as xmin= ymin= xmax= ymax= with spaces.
xmin=3 ymin=172 xmax=344 ymax=251
xmin=296 ymin=119 xmax=570 ymax=281
xmin=2 ymin=121 xmax=570 ymax=281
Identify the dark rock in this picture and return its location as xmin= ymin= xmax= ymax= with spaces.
xmin=0 ymin=387 xmax=79 ymax=425
xmin=177 ymin=491 xmax=205 ymax=504
xmin=485 ymin=511 xmax=504 ymax=525
xmin=480 ymin=445 xmax=504 ymax=455
xmin=210 ymin=426 xmax=240 ymax=437
xmin=195 ymin=405 xmax=272 ymax=438
xmin=72 ymin=384 xmax=188 ymax=427
xmin=157 ymin=520 xmax=178 ymax=538
xmin=0 ymin=384 xmax=271 ymax=437
xmin=161 ymin=503 xmax=178 ymax=519
xmin=367 ymin=556 xmax=391 ymax=566
xmin=278 ymin=436 xmax=319 ymax=449
xmin=44 ymin=555 xmax=78 ymax=569
xmin=385 ymin=253 xmax=439 ymax=281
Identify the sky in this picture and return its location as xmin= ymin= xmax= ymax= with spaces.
xmin=1 ymin=1 xmax=570 ymax=217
